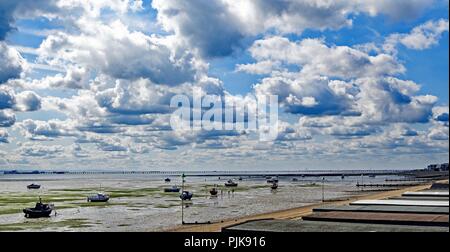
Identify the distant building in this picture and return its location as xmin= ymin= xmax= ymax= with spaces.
xmin=427 ymin=163 xmax=449 ymax=171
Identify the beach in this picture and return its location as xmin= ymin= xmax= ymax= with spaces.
xmin=0 ymin=173 xmax=438 ymax=232
xmin=168 ymin=183 xmax=438 ymax=232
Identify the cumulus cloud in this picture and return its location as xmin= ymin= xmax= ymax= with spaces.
xmin=0 ymin=129 xmax=8 ymax=143
xmin=0 ymin=88 xmax=41 ymax=111
xmin=0 ymin=110 xmax=15 ymax=127
xmin=0 ymin=42 xmax=26 ymax=83
xmin=245 ymin=36 xmax=439 ymax=127
xmin=433 ymin=106 xmax=449 ymax=124
xmin=0 ymin=88 xmax=15 ymax=109
xmin=95 ymin=78 xmax=179 ymax=115
xmin=1 ymin=0 xmax=144 ymax=40
xmin=354 ymin=78 xmax=437 ymax=124
xmin=152 ymin=0 xmax=434 ymax=57
xmin=0 ymin=0 xmax=60 ymax=40
xmin=38 ymin=20 xmax=198 ymax=86
xmin=16 ymin=67 xmax=90 ymax=90
xmin=242 ymin=37 xmax=404 ymax=79
xmin=13 ymin=91 xmax=42 ymax=112
xmin=428 ymin=124 xmax=449 ymax=141
xmin=19 ymin=143 xmax=64 ymax=157
xmin=18 ymin=119 xmax=78 ymax=140
xmin=384 ymin=19 xmax=449 ymax=53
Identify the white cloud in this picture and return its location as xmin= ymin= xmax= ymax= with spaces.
xmin=244 ymin=37 xmax=404 ymax=79
xmin=0 ymin=42 xmax=27 ymax=83
xmin=0 ymin=129 xmax=8 ymax=143
xmin=0 ymin=110 xmax=15 ymax=127
xmin=152 ymin=0 xmax=434 ymax=57
xmin=247 ymin=36 xmax=439 ymax=129
xmin=13 ymin=91 xmax=42 ymax=112
xmin=37 ymin=20 xmax=198 ymax=86
xmin=384 ymin=19 xmax=449 ymax=53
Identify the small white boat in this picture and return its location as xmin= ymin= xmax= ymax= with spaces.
xmin=87 ymin=193 xmax=110 ymax=202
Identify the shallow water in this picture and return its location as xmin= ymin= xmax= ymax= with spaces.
xmin=0 ymin=173 xmax=403 ymax=231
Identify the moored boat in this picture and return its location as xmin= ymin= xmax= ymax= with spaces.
xmin=164 ymin=178 xmax=171 ymax=183
xmin=210 ymin=187 xmax=218 ymax=196
xmin=267 ymin=177 xmax=279 ymax=183
xmin=271 ymin=182 xmax=278 ymax=190
xmin=180 ymin=191 xmax=193 ymax=200
xmin=224 ymin=180 xmax=238 ymax=187
xmin=164 ymin=186 xmax=181 ymax=193
xmin=27 ymin=183 xmax=41 ymax=189
xmin=23 ymin=198 xmax=53 ymax=218
xmin=87 ymin=193 xmax=110 ymax=202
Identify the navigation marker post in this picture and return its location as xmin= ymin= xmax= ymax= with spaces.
xmin=181 ymin=173 xmax=186 ymax=225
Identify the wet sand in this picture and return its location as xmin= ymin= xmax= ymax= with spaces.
xmin=167 ymin=182 xmax=441 ymax=232
xmin=0 ymin=173 xmax=437 ymax=232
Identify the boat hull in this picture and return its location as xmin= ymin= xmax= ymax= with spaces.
xmin=23 ymin=209 xmax=52 ymax=218
xmin=87 ymin=194 xmax=110 ymax=202
xmin=164 ymin=188 xmax=181 ymax=193
xmin=87 ymin=196 xmax=109 ymax=202
xmin=87 ymin=198 xmax=109 ymax=202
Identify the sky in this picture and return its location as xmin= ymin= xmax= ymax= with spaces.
xmin=0 ymin=0 xmax=449 ymax=171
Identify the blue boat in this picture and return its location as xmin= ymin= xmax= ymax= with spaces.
xmin=87 ymin=193 xmax=110 ymax=202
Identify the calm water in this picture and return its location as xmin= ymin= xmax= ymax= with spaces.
xmin=0 ymin=173 xmax=404 ymax=231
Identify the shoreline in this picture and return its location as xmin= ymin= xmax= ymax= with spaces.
xmin=165 ymin=182 xmax=444 ymax=232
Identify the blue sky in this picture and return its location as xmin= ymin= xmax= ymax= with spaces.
xmin=0 ymin=0 xmax=449 ymax=171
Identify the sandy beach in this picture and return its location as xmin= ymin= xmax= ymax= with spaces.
xmin=167 ymin=182 xmax=443 ymax=232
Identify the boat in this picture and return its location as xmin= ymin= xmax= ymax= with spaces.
xmin=238 ymin=177 xmax=243 ymax=181
xmin=210 ymin=188 xmax=218 ymax=196
xmin=164 ymin=178 xmax=171 ymax=183
xmin=180 ymin=191 xmax=193 ymax=200
xmin=224 ymin=180 xmax=238 ymax=187
xmin=23 ymin=198 xmax=53 ymax=218
xmin=267 ymin=177 xmax=279 ymax=183
xmin=27 ymin=184 xmax=41 ymax=189
xmin=341 ymin=175 xmax=345 ymax=179
xmin=164 ymin=186 xmax=181 ymax=193
xmin=87 ymin=193 xmax=110 ymax=202
xmin=292 ymin=178 xmax=299 ymax=182
xmin=271 ymin=182 xmax=278 ymax=190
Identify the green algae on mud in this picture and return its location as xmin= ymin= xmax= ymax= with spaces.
xmin=0 ymin=218 xmax=92 ymax=231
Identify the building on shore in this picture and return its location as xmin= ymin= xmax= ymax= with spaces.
xmin=427 ymin=163 xmax=449 ymax=171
